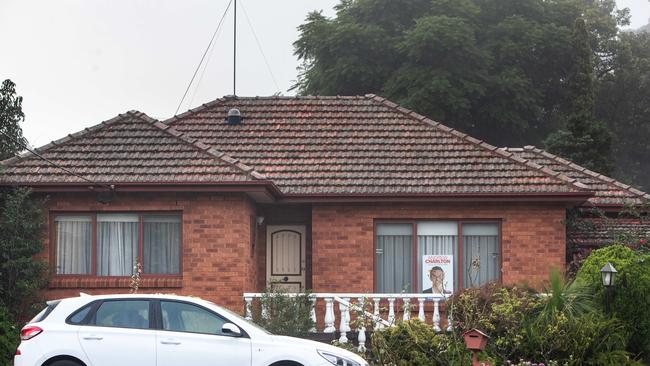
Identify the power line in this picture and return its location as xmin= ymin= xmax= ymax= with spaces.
xmin=0 ymin=129 xmax=112 ymax=190
xmin=174 ymin=0 xmax=234 ymax=116
xmin=239 ymin=0 xmax=281 ymax=93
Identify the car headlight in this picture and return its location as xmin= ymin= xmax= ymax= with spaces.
xmin=317 ymin=350 xmax=363 ymax=366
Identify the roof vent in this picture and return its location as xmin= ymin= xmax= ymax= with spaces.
xmin=225 ymin=108 xmax=243 ymax=125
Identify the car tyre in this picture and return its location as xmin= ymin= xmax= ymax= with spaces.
xmin=48 ymin=360 xmax=83 ymax=366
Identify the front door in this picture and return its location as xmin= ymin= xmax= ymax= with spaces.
xmin=266 ymin=225 xmax=306 ymax=292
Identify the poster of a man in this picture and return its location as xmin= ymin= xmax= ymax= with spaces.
xmin=422 ymin=255 xmax=454 ymax=294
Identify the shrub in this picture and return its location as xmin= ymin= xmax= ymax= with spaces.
xmin=252 ymin=286 xmax=314 ymax=337
xmin=575 ymin=245 xmax=650 ymax=362
xmin=370 ymin=320 xmax=471 ymax=366
xmin=0 ymin=306 xmax=17 ymax=366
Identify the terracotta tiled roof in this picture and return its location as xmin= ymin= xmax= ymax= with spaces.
xmin=163 ymin=95 xmax=589 ymax=196
xmin=0 ymin=111 xmax=265 ymax=185
xmin=504 ymin=146 xmax=650 ymax=206
xmin=0 ymin=96 xmax=593 ymax=197
xmin=569 ymin=217 xmax=650 ymax=248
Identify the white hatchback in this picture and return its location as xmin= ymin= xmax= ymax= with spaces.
xmin=14 ymin=294 xmax=367 ymax=366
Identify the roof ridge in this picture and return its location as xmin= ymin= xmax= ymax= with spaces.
xmin=1 ymin=112 xmax=135 ymax=167
xmin=127 ymin=111 xmax=266 ymax=180
xmin=519 ymin=145 xmax=650 ymax=202
xmin=364 ymin=94 xmax=591 ymax=193
xmin=162 ymin=95 xmax=370 ymax=126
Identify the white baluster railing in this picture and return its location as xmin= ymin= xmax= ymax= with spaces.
xmin=324 ymin=297 xmax=336 ymax=333
xmin=244 ymin=296 xmax=253 ymax=321
xmin=242 ymin=292 xmax=452 ymax=345
xmin=417 ymin=297 xmax=426 ymax=322
xmin=402 ymin=298 xmax=410 ymax=321
xmin=432 ymin=299 xmax=441 ymax=332
xmin=387 ymin=297 xmax=396 ymax=326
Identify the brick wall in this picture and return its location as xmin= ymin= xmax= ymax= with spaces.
xmin=41 ymin=191 xmax=256 ymax=312
xmin=311 ymin=202 xmax=566 ymax=293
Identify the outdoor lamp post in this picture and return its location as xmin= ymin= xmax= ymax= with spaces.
xmin=600 ymin=262 xmax=617 ymax=314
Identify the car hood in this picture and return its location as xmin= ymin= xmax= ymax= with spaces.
xmin=271 ymin=335 xmax=367 ymax=364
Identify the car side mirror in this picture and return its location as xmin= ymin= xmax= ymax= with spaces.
xmin=221 ymin=322 xmax=242 ymax=336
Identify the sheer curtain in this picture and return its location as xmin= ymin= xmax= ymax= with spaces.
xmin=97 ymin=214 xmax=138 ymax=276
xmin=462 ymin=223 xmax=499 ymax=288
xmin=375 ymin=224 xmax=413 ymax=293
xmin=417 ymin=222 xmax=458 ymax=292
xmin=55 ymin=216 xmax=92 ymax=274
xmin=143 ymin=215 xmax=181 ymax=274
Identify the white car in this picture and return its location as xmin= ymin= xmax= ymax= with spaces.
xmin=14 ymin=294 xmax=367 ymax=366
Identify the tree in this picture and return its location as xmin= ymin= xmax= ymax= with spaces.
xmin=0 ymin=188 xmax=47 ymax=322
xmin=544 ymin=18 xmax=613 ymax=175
xmin=293 ymin=0 xmax=628 ymax=148
xmin=0 ymin=80 xmax=26 ymax=161
xmin=596 ymin=31 xmax=650 ymax=189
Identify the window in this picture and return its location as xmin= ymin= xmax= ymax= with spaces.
xmin=95 ymin=300 xmax=150 ymax=329
xmin=375 ymin=221 xmax=500 ymax=293
xmin=160 ymin=301 xmax=226 ymax=335
xmin=53 ymin=212 xmax=181 ymax=277
xmin=55 ymin=215 xmax=92 ymax=274
xmin=68 ymin=303 xmax=94 ymax=325
xmin=143 ymin=215 xmax=181 ymax=274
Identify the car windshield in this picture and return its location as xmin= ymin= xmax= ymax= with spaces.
xmin=210 ymin=302 xmax=272 ymax=335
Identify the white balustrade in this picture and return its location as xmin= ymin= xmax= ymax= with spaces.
xmin=244 ymin=296 xmax=253 ymax=321
xmin=357 ymin=297 xmax=366 ymax=352
xmin=373 ymin=297 xmax=382 ymax=330
xmin=324 ymin=297 xmax=336 ymax=333
xmin=241 ymin=292 xmax=452 ymax=347
xmin=309 ymin=297 xmax=317 ymax=333
xmin=338 ymin=298 xmax=350 ymax=343
xmin=402 ymin=298 xmax=410 ymax=321
xmin=417 ymin=297 xmax=426 ymax=322
xmin=432 ymin=299 xmax=441 ymax=332
xmin=387 ymin=297 xmax=396 ymax=326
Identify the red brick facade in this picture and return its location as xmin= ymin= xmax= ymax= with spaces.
xmin=42 ymin=191 xmax=257 ymax=311
xmin=311 ymin=202 xmax=567 ymax=293
xmin=40 ymin=193 xmax=567 ymax=312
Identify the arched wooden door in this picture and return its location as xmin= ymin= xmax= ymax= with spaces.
xmin=266 ymin=225 xmax=306 ymax=292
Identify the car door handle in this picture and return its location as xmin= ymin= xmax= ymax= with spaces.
xmin=160 ymin=338 xmax=181 ymax=345
xmin=82 ymin=335 xmax=103 ymax=340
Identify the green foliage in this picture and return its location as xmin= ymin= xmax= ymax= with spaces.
xmin=544 ymin=18 xmax=613 ymax=175
xmin=597 ymin=31 xmax=650 ymax=190
xmin=251 ymin=286 xmax=314 ymax=337
xmin=370 ymin=319 xmax=472 ymax=366
xmin=576 ymin=245 xmax=650 ymax=362
xmin=0 ymin=188 xmax=47 ymax=322
xmin=0 ymin=79 xmax=26 ymax=161
xmin=0 ymin=306 xmax=18 ymax=366
xmin=294 ymin=0 xmax=627 ymax=150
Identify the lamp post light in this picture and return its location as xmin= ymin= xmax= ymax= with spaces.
xmin=600 ymin=262 xmax=617 ymax=314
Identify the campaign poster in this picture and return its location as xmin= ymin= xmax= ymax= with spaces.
xmin=422 ymin=255 xmax=454 ymax=294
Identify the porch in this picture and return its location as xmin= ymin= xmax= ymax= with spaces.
xmin=242 ymin=292 xmax=452 ymax=350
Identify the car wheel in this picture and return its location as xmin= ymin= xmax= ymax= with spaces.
xmin=270 ymin=362 xmax=303 ymax=366
xmin=48 ymin=360 xmax=83 ymax=366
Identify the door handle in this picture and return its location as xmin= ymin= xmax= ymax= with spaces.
xmin=282 ymin=276 xmax=289 ymax=282
xmin=82 ymin=335 xmax=103 ymax=340
xmin=160 ymin=338 xmax=181 ymax=345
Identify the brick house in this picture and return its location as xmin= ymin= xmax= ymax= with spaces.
xmin=1 ymin=95 xmax=648 ymax=317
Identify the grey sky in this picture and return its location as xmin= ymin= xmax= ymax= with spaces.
xmin=1 ymin=0 xmax=648 ymax=148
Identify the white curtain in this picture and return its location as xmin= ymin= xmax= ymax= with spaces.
xmin=55 ymin=216 xmax=92 ymax=274
xmin=462 ymin=223 xmax=499 ymax=288
xmin=97 ymin=214 xmax=138 ymax=276
xmin=376 ymin=224 xmax=413 ymax=293
xmin=143 ymin=215 xmax=181 ymax=274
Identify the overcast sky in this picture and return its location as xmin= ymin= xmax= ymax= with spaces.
xmin=1 ymin=0 xmax=648 ymax=148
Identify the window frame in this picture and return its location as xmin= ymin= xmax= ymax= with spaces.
xmin=373 ymin=219 xmax=502 ymax=292
xmin=50 ymin=211 xmax=183 ymax=279
xmin=66 ymin=298 xmax=156 ymax=330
